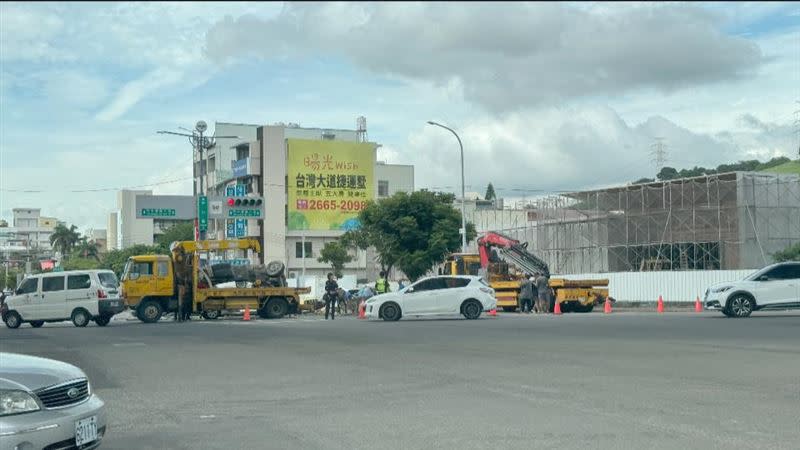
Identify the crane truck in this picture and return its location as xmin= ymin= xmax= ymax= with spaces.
xmin=442 ymin=232 xmax=610 ymax=312
xmin=120 ymin=239 xmax=310 ymax=323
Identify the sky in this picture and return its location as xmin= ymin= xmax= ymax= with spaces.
xmin=1 ymin=1 xmax=798 ymax=233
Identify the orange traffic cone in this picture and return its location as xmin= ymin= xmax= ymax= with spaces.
xmin=243 ymin=305 xmax=251 ymax=321
xmin=604 ymin=297 xmax=612 ymax=314
xmin=657 ymin=295 xmax=664 ymax=314
xmin=554 ymin=301 xmax=562 ymax=315
xmin=488 ymin=308 xmax=497 ymax=317
xmin=695 ymin=296 xmax=702 ymax=313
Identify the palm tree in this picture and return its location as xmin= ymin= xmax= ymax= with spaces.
xmin=50 ymin=224 xmax=80 ymax=258
xmin=75 ymin=238 xmax=102 ymax=261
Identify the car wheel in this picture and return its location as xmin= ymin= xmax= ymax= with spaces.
xmin=4 ymin=311 xmax=21 ymax=329
xmin=201 ymin=310 xmax=221 ymax=320
xmin=71 ymin=309 xmax=91 ymax=327
xmin=30 ymin=320 xmax=45 ymax=328
xmin=462 ymin=300 xmax=482 ymax=320
xmin=380 ymin=302 xmax=401 ymax=322
xmin=728 ymin=295 xmax=754 ymax=318
xmin=95 ymin=315 xmax=111 ymax=327
xmin=262 ymin=297 xmax=288 ymax=319
xmin=138 ymin=300 xmax=163 ymax=324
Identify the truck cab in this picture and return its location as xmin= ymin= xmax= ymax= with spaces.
xmin=121 ymin=255 xmax=175 ymax=313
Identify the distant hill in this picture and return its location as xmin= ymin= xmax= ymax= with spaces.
xmin=632 ymin=157 xmax=797 ymax=184
xmin=760 ymin=160 xmax=800 ymax=175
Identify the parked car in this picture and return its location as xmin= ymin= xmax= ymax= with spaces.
xmin=2 ymin=270 xmax=125 ymax=329
xmin=704 ymin=262 xmax=800 ymax=317
xmin=0 ymin=352 xmax=107 ymax=449
xmin=366 ymin=275 xmax=496 ymax=321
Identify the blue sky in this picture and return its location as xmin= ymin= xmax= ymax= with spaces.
xmin=1 ymin=2 xmax=798 ymax=232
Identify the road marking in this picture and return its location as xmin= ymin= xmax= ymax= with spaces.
xmin=112 ymin=342 xmax=146 ymax=347
xmin=199 ymin=415 xmax=216 ymax=419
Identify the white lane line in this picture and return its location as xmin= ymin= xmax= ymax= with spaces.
xmin=111 ymin=342 xmax=146 ymax=347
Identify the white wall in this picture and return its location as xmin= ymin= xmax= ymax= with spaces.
xmin=557 ymin=269 xmax=757 ymax=303
xmin=375 ymin=163 xmax=414 ymax=198
xmin=117 ymin=190 xmax=154 ymax=248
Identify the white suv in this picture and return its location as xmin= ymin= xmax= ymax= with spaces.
xmin=366 ymin=275 xmax=496 ymax=321
xmin=704 ymin=262 xmax=800 ymax=317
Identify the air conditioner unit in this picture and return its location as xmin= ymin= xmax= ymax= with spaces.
xmin=288 ymin=271 xmax=299 ymax=279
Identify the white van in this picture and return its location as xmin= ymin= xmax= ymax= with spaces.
xmin=1 ymin=270 xmax=125 ymax=329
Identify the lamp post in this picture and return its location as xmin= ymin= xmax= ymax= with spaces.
xmin=427 ymin=121 xmax=467 ymax=251
xmin=157 ymin=121 xmax=239 ymax=241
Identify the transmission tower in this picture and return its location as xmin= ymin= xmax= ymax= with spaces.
xmin=650 ymin=137 xmax=668 ymax=170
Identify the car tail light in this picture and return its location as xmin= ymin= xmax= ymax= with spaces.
xmin=97 ymin=289 xmax=107 ymax=299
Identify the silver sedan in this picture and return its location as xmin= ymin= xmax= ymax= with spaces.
xmin=0 ymin=352 xmax=107 ymax=449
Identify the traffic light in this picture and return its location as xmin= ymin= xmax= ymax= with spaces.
xmin=226 ymin=196 xmax=263 ymax=207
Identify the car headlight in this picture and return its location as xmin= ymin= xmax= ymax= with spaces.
xmin=0 ymin=390 xmax=40 ymax=416
xmin=712 ymin=286 xmax=733 ymax=293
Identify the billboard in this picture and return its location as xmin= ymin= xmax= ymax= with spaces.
xmin=287 ymin=139 xmax=376 ymax=230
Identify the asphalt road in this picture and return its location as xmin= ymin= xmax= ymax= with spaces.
xmin=2 ymin=311 xmax=799 ymax=450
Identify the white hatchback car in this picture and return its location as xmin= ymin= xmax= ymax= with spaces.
xmin=704 ymin=262 xmax=800 ymax=317
xmin=2 ymin=270 xmax=125 ymax=328
xmin=366 ymin=275 xmax=496 ymax=321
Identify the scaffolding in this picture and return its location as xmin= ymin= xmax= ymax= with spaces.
xmin=495 ymin=172 xmax=800 ymax=274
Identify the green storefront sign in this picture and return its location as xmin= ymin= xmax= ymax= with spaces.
xmin=228 ymin=209 xmax=262 ymax=218
xmin=140 ymin=208 xmax=176 ymax=217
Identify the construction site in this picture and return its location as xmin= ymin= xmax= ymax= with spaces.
xmin=493 ymin=172 xmax=800 ymax=274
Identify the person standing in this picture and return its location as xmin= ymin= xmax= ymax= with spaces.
xmin=375 ymin=271 xmax=389 ymax=295
xmin=535 ymin=273 xmax=550 ymax=314
xmin=518 ymin=275 xmax=534 ymax=314
xmin=324 ymin=273 xmax=339 ymax=320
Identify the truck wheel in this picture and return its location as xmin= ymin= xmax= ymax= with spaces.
xmin=138 ymin=300 xmax=163 ymax=323
xmin=265 ymin=260 xmax=285 ymax=277
xmin=71 ymin=309 xmax=91 ymax=327
xmin=4 ymin=311 xmax=21 ymax=329
xmin=574 ymin=304 xmax=594 ymax=313
xmin=262 ymin=297 xmax=288 ymax=319
xmin=95 ymin=315 xmax=111 ymax=327
xmin=201 ymin=310 xmax=220 ymax=320
xmin=30 ymin=320 xmax=45 ymax=328
xmin=502 ymin=306 xmax=517 ymax=312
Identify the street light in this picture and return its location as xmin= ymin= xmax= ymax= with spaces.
xmin=157 ymin=121 xmax=239 ymax=241
xmin=427 ymin=121 xmax=467 ymax=251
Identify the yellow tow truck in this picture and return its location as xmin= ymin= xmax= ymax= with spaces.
xmin=442 ymin=232 xmax=610 ymax=312
xmin=121 ymin=239 xmax=310 ymax=323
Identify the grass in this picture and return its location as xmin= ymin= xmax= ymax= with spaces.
xmin=760 ymin=160 xmax=800 ymax=175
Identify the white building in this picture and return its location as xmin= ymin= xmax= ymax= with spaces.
xmin=109 ymin=190 xmax=190 ymax=250
xmin=0 ymin=208 xmax=60 ymax=262
xmin=198 ymin=120 xmax=415 ymax=281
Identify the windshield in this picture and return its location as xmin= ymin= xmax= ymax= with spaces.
xmin=98 ymin=272 xmax=120 ymax=288
xmin=121 ymin=259 xmax=134 ymax=281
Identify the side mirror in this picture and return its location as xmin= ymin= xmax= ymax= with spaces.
xmin=758 ymin=275 xmax=769 ymax=282
xmin=405 ymin=287 xmax=414 ymax=293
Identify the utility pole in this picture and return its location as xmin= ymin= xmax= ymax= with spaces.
xmin=157 ymin=122 xmax=239 ymax=241
xmin=650 ymin=137 xmax=668 ymax=171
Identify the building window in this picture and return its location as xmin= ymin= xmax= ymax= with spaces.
xmin=295 ymin=242 xmax=313 ymax=258
xmin=378 ymin=180 xmax=389 ymax=197
xmin=208 ymin=156 xmax=216 ymax=173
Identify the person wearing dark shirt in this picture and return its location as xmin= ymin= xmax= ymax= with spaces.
xmin=324 ymin=273 xmax=339 ymax=320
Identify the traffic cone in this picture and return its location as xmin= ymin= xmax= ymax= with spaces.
xmin=657 ymin=295 xmax=664 ymax=314
xmin=604 ymin=297 xmax=612 ymax=314
xmin=243 ymin=305 xmax=251 ymax=321
xmin=488 ymin=308 xmax=497 ymax=317
xmin=554 ymin=301 xmax=562 ymax=315
xmin=695 ymin=296 xmax=702 ymax=313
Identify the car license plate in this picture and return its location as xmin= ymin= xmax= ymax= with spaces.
xmin=75 ymin=416 xmax=97 ymax=446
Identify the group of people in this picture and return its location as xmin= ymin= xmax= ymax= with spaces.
xmin=517 ymin=273 xmax=553 ymax=314
xmin=322 ymin=271 xmax=392 ymax=320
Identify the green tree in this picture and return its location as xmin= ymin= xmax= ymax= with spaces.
xmin=73 ymin=238 xmax=102 ymax=261
xmin=484 ymin=182 xmax=496 ymax=201
xmin=317 ymin=241 xmax=354 ymax=278
xmin=656 ymin=167 xmax=679 ymax=181
xmin=49 ymin=223 xmax=80 ymax=257
xmin=772 ymin=242 xmax=800 ymax=262
xmin=62 ymin=257 xmax=102 ymax=271
xmin=155 ymin=221 xmax=195 ymax=252
xmin=347 ymin=190 xmax=477 ymax=281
